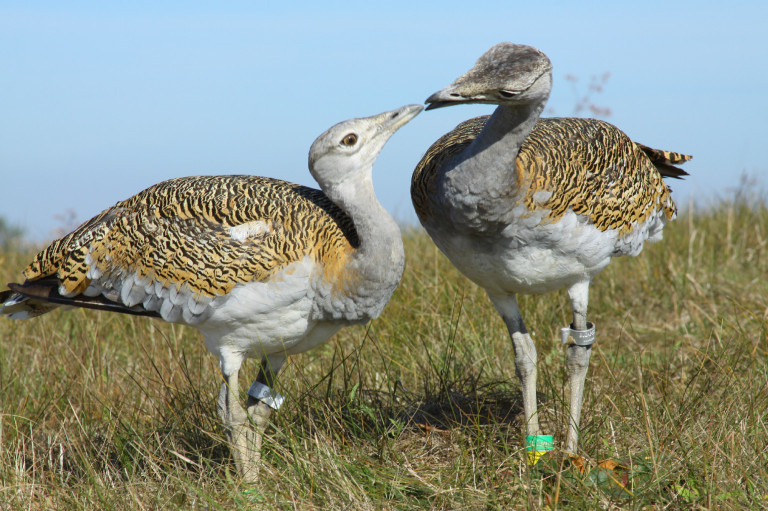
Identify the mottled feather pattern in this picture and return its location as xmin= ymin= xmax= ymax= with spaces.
xmin=412 ymin=115 xmax=689 ymax=237
xmin=22 ymin=175 xmax=359 ymax=316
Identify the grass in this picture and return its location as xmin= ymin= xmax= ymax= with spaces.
xmin=1 ymin=192 xmax=767 ymax=510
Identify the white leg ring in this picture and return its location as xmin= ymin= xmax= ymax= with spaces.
xmin=561 ymin=322 xmax=596 ymax=346
xmin=248 ymin=381 xmax=286 ymax=410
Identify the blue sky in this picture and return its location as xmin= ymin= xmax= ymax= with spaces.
xmin=1 ymin=1 xmax=766 ymax=241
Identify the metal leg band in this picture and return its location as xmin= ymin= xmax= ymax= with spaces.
xmin=560 ymin=322 xmax=596 ymax=346
xmin=247 ymin=381 xmax=285 ymax=410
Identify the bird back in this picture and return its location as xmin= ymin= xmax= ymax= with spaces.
xmin=412 ymin=116 xmax=690 ymax=236
xmin=16 ymin=175 xmax=359 ymax=312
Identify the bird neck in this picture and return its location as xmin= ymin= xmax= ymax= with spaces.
xmin=441 ymin=100 xmax=546 ymax=229
xmin=460 ymin=100 xmax=545 ymax=185
xmin=322 ymin=171 xmax=405 ymax=308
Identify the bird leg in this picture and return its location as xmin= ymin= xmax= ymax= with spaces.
xmin=513 ymin=331 xmax=543 ymax=437
xmin=244 ymin=354 xmax=286 ymax=461
xmin=217 ymin=355 xmax=285 ymax=483
xmin=562 ymin=282 xmax=595 ymax=454
xmin=217 ymin=364 xmax=258 ymax=482
xmin=488 ymin=293 xmax=542 ymax=437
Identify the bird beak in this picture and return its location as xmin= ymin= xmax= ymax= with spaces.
xmin=379 ymin=104 xmax=424 ymax=133
xmin=424 ymin=86 xmax=468 ymax=110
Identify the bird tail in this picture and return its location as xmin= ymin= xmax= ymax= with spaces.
xmin=0 ymin=283 xmax=61 ymax=319
xmin=1 ymin=279 xmax=161 ymax=319
xmin=636 ymin=143 xmax=692 ymax=179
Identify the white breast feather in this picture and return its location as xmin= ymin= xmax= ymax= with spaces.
xmin=197 ymin=256 xmax=338 ymax=359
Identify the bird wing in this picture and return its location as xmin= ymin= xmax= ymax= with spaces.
xmin=413 ymin=116 xmax=691 ymax=236
xmin=8 ymin=175 xmax=358 ymax=320
xmin=514 ymin=118 xmax=679 ymax=235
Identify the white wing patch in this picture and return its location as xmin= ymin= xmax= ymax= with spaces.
xmin=229 ymin=220 xmax=272 ymax=241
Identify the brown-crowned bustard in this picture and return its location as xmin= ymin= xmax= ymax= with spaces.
xmin=411 ymin=43 xmax=690 ymax=457
xmin=1 ymin=104 xmax=422 ymax=481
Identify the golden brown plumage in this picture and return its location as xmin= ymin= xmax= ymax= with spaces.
xmin=412 ymin=115 xmax=690 ymax=236
xmin=19 ymin=175 xmax=358 ymax=310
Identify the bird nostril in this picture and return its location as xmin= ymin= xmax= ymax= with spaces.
xmin=391 ymin=112 xmax=399 ymax=119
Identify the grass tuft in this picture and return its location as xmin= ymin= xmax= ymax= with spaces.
xmin=2 ymin=194 xmax=768 ymax=509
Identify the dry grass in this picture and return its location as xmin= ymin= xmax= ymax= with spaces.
xmin=1 ymin=193 xmax=767 ymax=510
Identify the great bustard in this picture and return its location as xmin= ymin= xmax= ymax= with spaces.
xmin=411 ymin=43 xmax=690 ymax=457
xmin=1 ymin=104 xmax=422 ymax=481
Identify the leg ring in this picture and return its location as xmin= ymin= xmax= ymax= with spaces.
xmin=560 ymin=322 xmax=596 ymax=346
xmin=248 ymin=381 xmax=285 ymax=410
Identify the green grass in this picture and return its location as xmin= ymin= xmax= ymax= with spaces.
xmin=1 ymin=194 xmax=767 ymax=510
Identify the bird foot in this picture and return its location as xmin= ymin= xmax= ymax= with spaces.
xmin=218 ymin=380 xmax=277 ymax=482
xmin=228 ymin=421 xmax=263 ymax=484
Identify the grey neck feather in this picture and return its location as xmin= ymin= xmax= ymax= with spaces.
xmin=441 ymin=100 xmax=546 ymax=231
xmin=321 ymin=172 xmax=405 ymax=319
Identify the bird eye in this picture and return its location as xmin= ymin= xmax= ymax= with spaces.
xmin=341 ymin=133 xmax=358 ymax=146
xmin=499 ymin=90 xmax=519 ymax=98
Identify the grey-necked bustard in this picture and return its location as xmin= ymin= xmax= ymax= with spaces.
xmin=411 ymin=43 xmax=690 ymax=457
xmin=1 ymin=104 xmax=422 ymax=481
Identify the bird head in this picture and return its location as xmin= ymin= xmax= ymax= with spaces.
xmin=309 ymin=105 xmax=423 ymax=187
xmin=425 ymin=42 xmax=553 ymax=110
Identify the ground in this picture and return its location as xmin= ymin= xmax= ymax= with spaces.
xmin=1 ymin=193 xmax=767 ymax=510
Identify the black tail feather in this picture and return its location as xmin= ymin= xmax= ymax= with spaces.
xmin=637 ymin=143 xmax=691 ymax=180
xmin=5 ymin=280 xmax=160 ymax=318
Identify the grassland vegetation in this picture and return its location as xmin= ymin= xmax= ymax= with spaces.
xmin=1 ymin=189 xmax=767 ymax=509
